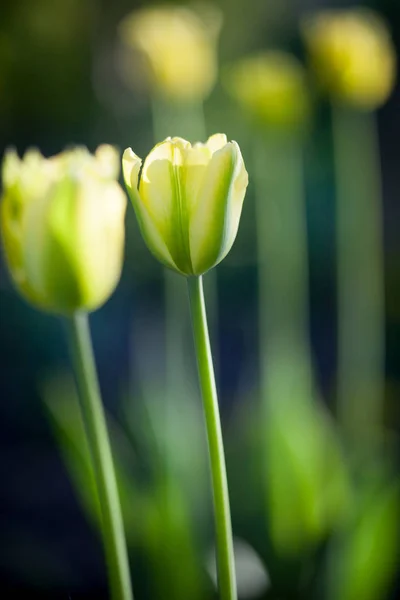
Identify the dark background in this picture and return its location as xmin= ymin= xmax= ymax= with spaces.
xmin=0 ymin=0 xmax=399 ymax=598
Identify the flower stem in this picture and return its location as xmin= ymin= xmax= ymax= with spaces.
xmin=253 ymin=132 xmax=313 ymax=409
xmin=67 ymin=312 xmax=133 ymax=600
xmin=332 ymin=106 xmax=385 ymax=450
xmin=187 ymin=275 xmax=236 ymax=600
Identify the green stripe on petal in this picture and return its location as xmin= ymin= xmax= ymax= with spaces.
xmin=23 ymin=178 xmax=84 ymax=312
xmin=139 ymin=139 xmax=193 ymax=273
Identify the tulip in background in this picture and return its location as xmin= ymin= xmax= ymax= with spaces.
xmin=227 ymin=51 xmax=349 ymax=554
xmin=226 ymin=51 xmax=310 ymax=130
xmin=1 ymin=147 xmax=134 ymax=600
xmin=303 ymin=8 xmax=396 ymax=110
xmin=119 ymin=4 xmax=221 ymax=104
xmin=304 ymin=8 xmax=396 ymax=450
xmin=304 ymin=10 xmax=400 ymax=600
xmin=123 ymin=133 xmax=248 ymax=600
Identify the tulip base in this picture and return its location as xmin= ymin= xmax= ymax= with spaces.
xmin=187 ymin=275 xmax=236 ymax=600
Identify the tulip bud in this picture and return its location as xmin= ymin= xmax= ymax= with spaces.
xmin=302 ymin=8 xmax=396 ymax=110
xmin=118 ymin=4 xmax=221 ymax=102
xmin=1 ymin=145 xmax=127 ymax=314
xmin=123 ymin=134 xmax=248 ymax=275
xmin=226 ymin=51 xmax=311 ymax=129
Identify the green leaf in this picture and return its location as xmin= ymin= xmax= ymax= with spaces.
xmin=40 ymin=371 xmax=140 ymax=545
xmin=327 ymin=474 xmax=400 ymax=600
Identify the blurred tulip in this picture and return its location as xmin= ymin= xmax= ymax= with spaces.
xmin=119 ymin=4 xmax=221 ymax=102
xmin=1 ymin=145 xmax=126 ymax=314
xmin=226 ymin=51 xmax=311 ymax=129
xmin=303 ymin=8 xmax=396 ymax=110
xmin=122 ymin=134 xmax=248 ymax=275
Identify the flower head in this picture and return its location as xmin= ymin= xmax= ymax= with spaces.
xmin=123 ymin=134 xmax=248 ymax=275
xmin=1 ymin=145 xmax=127 ymax=314
xmin=302 ymin=8 xmax=396 ymax=109
xmin=119 ymin=4 xmax=221 ymax=102
xmin=226 ymin=51 xmax=311 ymax=129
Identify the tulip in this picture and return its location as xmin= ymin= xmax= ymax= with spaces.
xmin=122 ymin=134 xmax=248 ymax=276
xmin=1 ymin=145 xmax=127 ymax=314
xmin=119 ymin=4 xmax=221 ymax=103
xmin=302 ymin=8 xmax=396 ymax=110
xmin=303 ymin=8 xmax=396 ymax=445
xmin=226 ymin=51 xmax=310 ymax=129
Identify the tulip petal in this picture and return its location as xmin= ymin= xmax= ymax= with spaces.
xmin=122 ymin=147 xmax=142 ymax=193
xmin=139 ymin=139 xmax=193 ymax=273
xmin=189 ymin=141 xmax=248 ymax=274
xmin=23 ymin=178 xmax=83 ymax=312
xmin=205 ymin=133 xmax=228 ymax=153
xmin=123 ymin=147 xmax=182 ymax=273
xmin=75 ymin=179 xmax=127 ymax=310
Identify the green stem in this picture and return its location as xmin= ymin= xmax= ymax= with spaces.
xmin=151 ymin=95 xmax=206 ymax=141
xmin=67 ymin=312 xmax=133 ymax=600
xmin=332 ymin=106 xmax=385 ymax=448
xmin=253 ymin=133 xmax=312 ymax=405
xmin=187 ymin=275 xmax=236 ymax=600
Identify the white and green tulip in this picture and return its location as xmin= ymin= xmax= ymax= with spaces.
xmin=1 ymin=145 xmax=127 ymax=314
xmin=122 ymin=134 xmax=248 ymax=276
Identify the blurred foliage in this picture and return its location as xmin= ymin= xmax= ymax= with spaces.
xmin=0 ymin=0 xmax=400 ymax=599
xmin=326 ymin=472 xmax=400 ymax=600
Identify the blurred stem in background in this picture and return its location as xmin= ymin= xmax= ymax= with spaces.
xmin=254 ymin=132 xmax=313 ymax=409
xmin=302 ymin=6 xmax=395 ymax=453
xmin=332 ymin=106 xmax=385 ymax=451
xmin=187 ymin=275 xmax=236 ymax=600
xmin=67 ymin=312 xmax=133 ymax=600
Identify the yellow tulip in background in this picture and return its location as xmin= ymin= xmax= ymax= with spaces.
xmin=303 ymin=7 xmax=396 ymax=448
xmin=123 ymin=134 xmax=248 ymax=276
xmin=119 ymin=4 xmax=221 ymax=102
xmin=226 ymin=51 xmax=310 ymax=128
xmin=303 ymin=8 xmax=396 ymax=110
xmin=1 ymin=145 xmax=127 ymax=314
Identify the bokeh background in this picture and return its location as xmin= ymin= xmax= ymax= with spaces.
xmin=0 ymin=0 xmax=399 ymax=599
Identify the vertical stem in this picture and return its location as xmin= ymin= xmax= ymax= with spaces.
xmin=332 ymin=106 xmax=385 ymax=448
xmin=254 ymin=133 xmax=312 ymax=406
xmin=151 ymin=97 xmax=206 ymax=141
xmin=67 ymin=312 xmax=133 ymax=600
xmin=187 ymin=275 xmax=236 ymax=600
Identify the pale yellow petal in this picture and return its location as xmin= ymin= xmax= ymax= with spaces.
xmin=189 ymin=141 xmax=248 ymax=274
xmin=205 ymin=133 xmax=228 ymax=153
xmin=139 ymin=139 xmax=193 ymax=272
xmin=122 ymin=147 xmax=142 ymax=193
xmin=75 ymin=180 xmax=127 ymax=309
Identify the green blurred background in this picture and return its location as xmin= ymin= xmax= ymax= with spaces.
xmin=0 ymin=0 xmax=400 ymax=599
